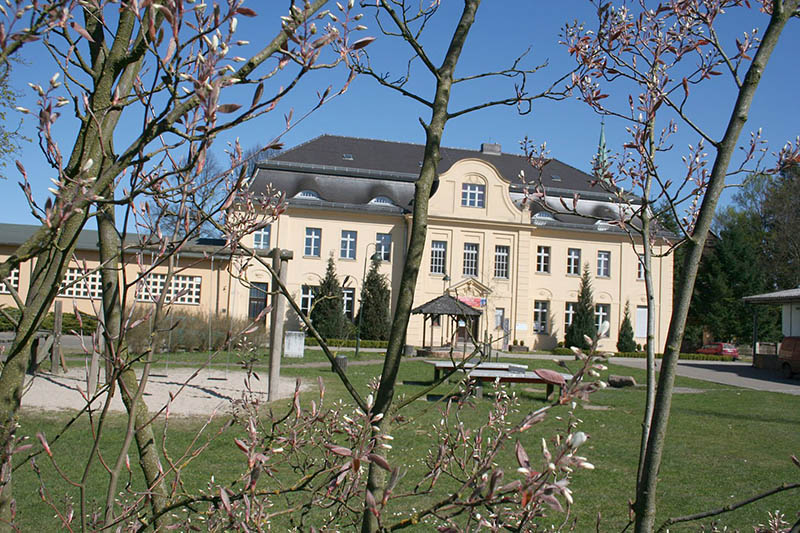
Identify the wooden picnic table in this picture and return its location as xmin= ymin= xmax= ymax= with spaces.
xmin=465 ymin=369 xmax=573 ymax=400
xmin=424 ymin=359 xmax=528 ymax=381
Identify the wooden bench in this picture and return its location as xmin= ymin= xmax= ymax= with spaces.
xmin=464 ymin=369 xmax=573 ymax=401
xmin=424 ymin=359 xmax=528 ymax=381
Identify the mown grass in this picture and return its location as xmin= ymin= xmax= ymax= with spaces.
xmin=13 ymin=353 xmax=800 ymax=531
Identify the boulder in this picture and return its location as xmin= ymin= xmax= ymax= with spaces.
xmin=608 ymin=374 xmax=637 ymax=388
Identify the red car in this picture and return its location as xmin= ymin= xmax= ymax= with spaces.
xmin=697 ymin=342 xmax=739 ymax=359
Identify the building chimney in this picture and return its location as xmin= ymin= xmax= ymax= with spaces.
xmin=480 ymin=142 xmax=501 ymax=155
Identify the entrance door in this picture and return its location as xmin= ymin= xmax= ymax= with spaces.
xmin=456 ymin=318 xmax=479 ymax=343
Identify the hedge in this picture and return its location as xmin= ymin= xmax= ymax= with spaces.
xmin=613 ymin=351 xmax=738 ymax=362
xmin=0 ymin=309 xmax=99 ymax=333
xmin=304 ymin=338 xmax=388 ymax=349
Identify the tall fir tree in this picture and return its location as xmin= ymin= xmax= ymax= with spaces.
xmin=310 ymin=255 xmax=347 ymax=340
xmin=357 ymin=255 xmax=391 ymax=341
xmin=565 ymin=264 xmax=596 ymax=350
xmin=617 ymin=301 xmax=637 ymax=352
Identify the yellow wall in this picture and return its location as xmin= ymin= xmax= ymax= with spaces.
xmin=242 ymin=157 xmax=673 ymax=352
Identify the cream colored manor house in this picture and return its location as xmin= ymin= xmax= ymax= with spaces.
xmin=245 ymin=135 xmax=673 ymax=352
xmin=0 ymin=134 xmax=673 ymax=352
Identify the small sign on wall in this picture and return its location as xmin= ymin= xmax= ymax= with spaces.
xmin=515 ymin=322 xmax=528 ymax=331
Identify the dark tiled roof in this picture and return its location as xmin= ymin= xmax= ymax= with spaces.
xmin=411 ymin=294 xmax=482 ymax=317
xmin=267 ymin=134 xmax=600 ymax=194
xmin=0 ymin=223 xmax=233 ymax=257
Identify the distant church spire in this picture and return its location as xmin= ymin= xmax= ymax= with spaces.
xmin=596 ymin=117 xmax=609 ymax=177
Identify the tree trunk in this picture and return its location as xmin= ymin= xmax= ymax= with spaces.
xmin=633 ymin=3 xmax=797 ymax=530
xmin=361 ymin=3 xmax=481 ymax=531
xmin=96 ymin=197 xmax=171 ymax=529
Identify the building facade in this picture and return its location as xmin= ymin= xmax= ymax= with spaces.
xmin=0 ymin=135 xmax=673 ymax=353
xmin=246 ymin=135 xmax=673 ymax=352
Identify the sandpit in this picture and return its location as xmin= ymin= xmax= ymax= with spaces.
xmin=21 ymin=366 xmax=308 ymax=417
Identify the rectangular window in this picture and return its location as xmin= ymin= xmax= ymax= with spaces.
xmin=595 ymin=303 xmax=611 ymax=336
xmin=637 ymin=254 xmax=645 ymax=280
xmin=376 ymin=233 xmax=392 ymax=262
xmin=0 ymin=267 xmax=19 ymax=294
xmin=461 ymin=183 xmax=485 ymax=208
xmin=60 ymin=267 xmax=103 ymax=299
xmin=533 ymin=301 xmax=549 ymax=334
xmin=536 ymin=246 xmax=550 ymax=273
xmin=494 ymin=307 xmax=505 ymax=329
xmin=248 ymin=282 xmax=269 ymax=319
xmin=463 ymin=243 xmax=479 ymax=277
xmin=343 ymin=288 xmax=355 ymax=320
xmin=597 ymin=250 xmax=611 ymax=278
xmin=305 ymin=228 xmax=321 ymax=257
xmin=300 ymin=285 xmax=316 ymax=315
xmin=635 ymin=305 xmax=648 ymax=338
xmin=253 ymin=225 xmax=271 ymax=250
xmin=565 ymin=302 xmax=577 ymax=327
xmin=567 ymin=248 xmax=581 ymax=275
xmin=340 ymin=230 xmax=357 ymax=260
xmin=494 ymin=245 xmax=509 ymax=279
xmin=136 ymin=274 xmax=202 ymax=305
xmin=430 ymin=240 xmax=447 ymax=275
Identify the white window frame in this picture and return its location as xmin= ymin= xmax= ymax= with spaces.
xmin=595 ymin=303 xmax=611 ymax=336
xmin=494 ymin=245 xmax=509 ymax=279
xmin=533 ymin=300 xmax=549 ymax=334
xmin=340 ymin=230 xmax=357 ymax=260
xmin=567 ymin=248 xmax=581 ymax=275
xmin=635 ymin=305 xmax=648 ymax=338
xmin=300 ymin=285 xmax=316 ymax=315
xmin=463 ymin=243 xmax=479 ymax=277
xmin=305 ymin=228 xmax=321 ymax=257
xmin=376 ymin=233 xmax=392 ymax=262
xmin=536 ymin=245 xmax=550 ymax=273
xmin=597 ymin=250 xmax=611 ymax=278
xmin=0 ymin=267 xmax=19 ymax=294
xmin=136 ymin=273 xmax=202 ymax=305
xmin=253 ymin=226 xmax=271 ymax=250
xmin=637 ymin=254 xmax=645 ymax=280
xmin=461 ymin=183 xmax=485 ymax=208
xmin=565 ymin=302 xmax=577 ymax=328
xmin=343 ymin=287 xmax=355 ymax=320
xmin=60 ymin=267 xmax=103 ymax=299
xmin=430 ymin=240 xmax=447 ymax=275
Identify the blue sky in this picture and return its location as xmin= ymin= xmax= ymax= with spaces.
xmin=3 ymin=1 xmax=798 ymax=227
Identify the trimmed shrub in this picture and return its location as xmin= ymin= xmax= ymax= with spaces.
xmin=304 ymin=337 xmax=388 ymax=349
xmin=551 ymin=347 xmax=574 ymax=356
xmin=565 ymin=264 xmax=596 ymax=350
xmin=125 ymin=307 xmax=267 ymax=354
xmin=0 ymin=308 xmax=99 ymax=333
xmin=614 ymin=351 xmax=737 ymax=362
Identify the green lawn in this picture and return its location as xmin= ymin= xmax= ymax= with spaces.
xmin=13 ymin=353 xmax=800 ymax=531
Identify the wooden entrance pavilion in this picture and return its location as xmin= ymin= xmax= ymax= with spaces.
xmin=411 ymin=294 xmax=482 ymax=349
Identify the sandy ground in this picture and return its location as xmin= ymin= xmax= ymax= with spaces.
xmin=21 ymin=366 xmax=308 ymax=417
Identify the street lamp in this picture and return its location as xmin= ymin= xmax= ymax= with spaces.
xmin=441 ymin=270 xmax=450 ymax=346
xmin=355 ymin=244 xmax=381 ymax=359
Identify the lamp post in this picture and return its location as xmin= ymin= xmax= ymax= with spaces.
xmin=355 ymin=244 xmax=380 ymax=360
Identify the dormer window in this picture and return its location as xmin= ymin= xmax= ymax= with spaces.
xmin=342 ymin=153 xmax=354 ymax=161
xmin=296 ymin=190 xmax=321 ymax=200
xmin=461 ymin=183 xmax=485 ymax=208
xmin=532 ymin=211 xmax=554 ymax=225
xmin=550 ymin=174 xmax=562 ymax=182
xmin=595 ymin=220 xmax=611 ymax=231
xmin=370 ymin=196 xmax=394 ymax=205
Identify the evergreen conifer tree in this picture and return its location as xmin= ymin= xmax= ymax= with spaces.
xmin=617 ymin=301 xmax=637 ymax=352
xmin=310 ymin=255 xmax=346 ymax=339
xmin=357 ymin=255 xmax=391 ymax=341
xmin=565 ymin=264 xmax=596 ymax=350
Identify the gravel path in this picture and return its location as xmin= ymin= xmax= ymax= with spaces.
xmin=22 ymin=367 xmax=309 ymax=417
